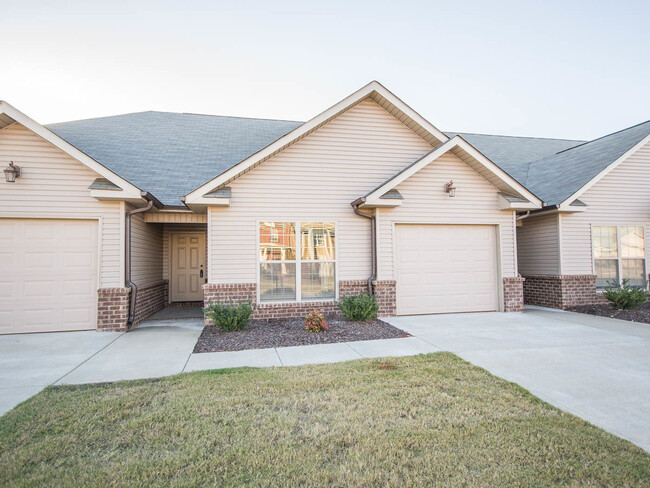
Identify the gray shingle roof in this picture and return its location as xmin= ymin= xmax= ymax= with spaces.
xmin=444 ymin=132 xmax=584 ymax=183
xmin=47 ymin=112 xmax=302 ymax=205
xmin=524 ymin=120 xmax=650 ymax=205
xmin=45 ymin=110 xmax=649 ymax=208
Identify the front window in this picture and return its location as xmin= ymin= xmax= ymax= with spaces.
xmin=593 ymin=225 xmax=646 ymax=289
xmin=259 ymin=221 xmax=336 ymax=302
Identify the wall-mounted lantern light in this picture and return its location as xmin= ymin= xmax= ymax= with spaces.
xmin=4 ymin=161 xmax=21 ymax=183
xmin=444 ymin=180 xmax=456 ymax=197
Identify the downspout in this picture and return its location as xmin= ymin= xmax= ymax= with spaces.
xmin=125 ymin=192 xmax=156 ymax=327
xmin=351 ymin=198 xmax=376 ymax=295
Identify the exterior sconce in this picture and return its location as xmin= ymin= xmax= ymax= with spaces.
xmin=444 ymin=180 xmax=456 ymax=197
xmin=4 ymin=161 xmax=21 ymax=183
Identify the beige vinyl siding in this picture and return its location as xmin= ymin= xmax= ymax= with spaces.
xmin=0 ymin=123 xmax=124 ymax=287
xmin=208 ymin=99 xmax=434 ymax=283
xmin=516 ymin=214 xmax=560 ymax=275
xmin=561 ymin=141 xmax=650 ymax=275
xmin=162 ymin=224 xmax=207 ymax=281
xmin=130 ymin=211 xmax=163 ymax=286
xmin=377 ymin=151 xmax=517 ymax=280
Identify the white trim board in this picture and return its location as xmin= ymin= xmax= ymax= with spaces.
xmin=362 ymin=136 xmax=542 ymax=208
xmin=558 ymin=133 xmax=650 ymax=210
xmin=184 ymin=81 xmax=450 ymax=204
xmin=0 ymin=100 xmax=143 ymax=201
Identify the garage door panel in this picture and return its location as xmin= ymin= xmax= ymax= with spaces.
xmin=396 ymin=224 xmax=498 ymax=315
xmin=0 ymin=219 xmax=98 ymax=334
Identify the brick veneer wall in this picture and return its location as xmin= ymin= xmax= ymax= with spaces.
xmin=373 ymin=280 xmax=396 ymax=316
xmin=503 ymin=277 xmax=525 ymax=312
xmin=522 ymin=275 xmax=604 ymax=309
xmin=202 ymin=280 xmax=396 ymax=324
xmin=132 ymin=280 xmax=168 ymax=326
xmin=97 ymin=288 xmax=130 ymax=331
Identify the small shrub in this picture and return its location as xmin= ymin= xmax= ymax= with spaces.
xmin=203 ymin=298 xmax=253 ymax=332
xmin=305 ymin=310 xmax=328 ymax=333
xmin=337 ymin=292 xmax=379 ymax=322
xmin=602 ymin=279 xmax=648 ymax=310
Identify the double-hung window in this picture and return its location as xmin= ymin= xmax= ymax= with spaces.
xmin=259 ymin=222 xmax=336 ymax=302
xmin=593 ymin=225 xmax=646 ymax=289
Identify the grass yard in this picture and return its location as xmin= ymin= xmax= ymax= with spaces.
xmin=1 ymin=353 xmax=648 ymax=487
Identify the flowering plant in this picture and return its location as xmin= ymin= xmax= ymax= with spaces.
xmin=305 ymin=310 xmax=328 ymax=333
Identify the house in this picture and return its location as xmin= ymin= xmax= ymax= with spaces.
xmin=0 ymin=81 xmax=648 ymax=334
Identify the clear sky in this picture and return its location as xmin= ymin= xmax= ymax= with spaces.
xmin=2 ymin=0 xmax=649 ymax=140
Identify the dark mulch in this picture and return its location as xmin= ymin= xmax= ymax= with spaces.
xmin=193 ymin=316 xmax=409 ymax=353
xmin=568 ymin=301 xmax=650 ymax=324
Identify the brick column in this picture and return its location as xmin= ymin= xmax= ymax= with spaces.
xmin=503 ymin=277 xmax=525 ymax=312
xmin=373 ymin=280 xmax=396 ymax=317
xmin=97 ymin=288 xmax=130 ymax=331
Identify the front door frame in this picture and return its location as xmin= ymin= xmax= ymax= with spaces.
xmin=169 ymin=231 xmax=207 ymax=303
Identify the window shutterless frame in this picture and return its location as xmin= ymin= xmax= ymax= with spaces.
xmin=592 ymin=224 xmax=647 ymax=290
xmin=256 ymin=220 xmax=339 ymax=304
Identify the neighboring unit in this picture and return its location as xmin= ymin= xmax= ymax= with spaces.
xmin=0 ymin=82 xmax=648 ymax=333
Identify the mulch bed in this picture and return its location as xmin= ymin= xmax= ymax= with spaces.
xmin=193 ymin=316 xmax=409 ymax=353
xmin=568 ymin=302 xmax=650 ymax=324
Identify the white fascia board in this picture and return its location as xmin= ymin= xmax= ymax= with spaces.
xmin=364 ymin=136 xmax=542 ymax=208
xmin=364 ymin=138 xmax=459 ymax=201
xmin=558 ymin=133 xmax=650 ymax=209
xmin=497 ymin=194 xmax=538 ymax=210
xmin=359 ymin=198 xmax=403 ymax=209
xmin=188 ymin=196 xmax=231 ymax=206
xmin=184 ymin=81 xmax=450 ymax=203
xmin=0 ymin=101 xmax=143 ymax=200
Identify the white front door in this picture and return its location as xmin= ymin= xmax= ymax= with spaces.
xmin=395 ymin=224 xmax=499 ymax=315
xmin=0 ymin=219 xmax=98 ymax=334
xmin=171 ymin=233 xmax=206 ymax=302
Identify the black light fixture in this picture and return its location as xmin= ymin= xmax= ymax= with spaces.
xmin=3 ymin=161 xmax=21 ymax=183
xmin=444 ymin=180 xmax=457 ymax=197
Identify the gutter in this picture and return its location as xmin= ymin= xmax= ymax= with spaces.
xmin=125 ymin=191 xmax=159 ymax=327
xmin=351 ymin=197 xmax=376 ymax=295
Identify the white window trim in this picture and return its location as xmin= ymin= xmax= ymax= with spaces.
xmin=592 ymin=224 xmax=647 ymax=289
xmin=256 ymin=220 xmax=339 ymax=304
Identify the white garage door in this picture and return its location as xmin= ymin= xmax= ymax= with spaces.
xmin=395 ymin=224 xmax=498 ymax=315
xmin=0 ymin=219 xmax=98 ymax=334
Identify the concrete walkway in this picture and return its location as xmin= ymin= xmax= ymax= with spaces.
xmin=1 ymin=308 xmax=648 ymax=453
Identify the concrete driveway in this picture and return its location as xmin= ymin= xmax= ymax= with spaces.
xmin=386 ymin=307 xmax=650 ymax=453
xmin=1 ymin=307 xmax=648 ymax=453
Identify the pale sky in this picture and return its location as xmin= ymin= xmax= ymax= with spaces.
xmin=2 ymin=0 xmax=649 ymax=140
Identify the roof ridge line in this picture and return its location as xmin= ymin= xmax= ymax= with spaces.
xmin=555 ymin=119 xmax=650 ymax=154
xmin=46 ymin=111 xmax=305 ymax=126
xmin=445 ymin=131 xmax=586 ymax=142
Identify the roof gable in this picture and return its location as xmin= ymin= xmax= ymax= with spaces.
xmin=0 ymin=101 xmax=141 ymax=199
xmin=360 ymin=136 xmax=542 ymax=208
xmin=47 ymin=111 xmax=301 ymax=206
xmin=524 ymin=120 xmax=650 ymax=205
xmin=184 ymin=81 xmax=449 ymax=204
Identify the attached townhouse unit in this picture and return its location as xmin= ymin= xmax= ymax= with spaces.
xmin=1 ymin=81 xmax=648 ymax=334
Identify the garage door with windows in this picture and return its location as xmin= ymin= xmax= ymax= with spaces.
xmin=395 ymin=224 xmax=499 ymax=315
xmin=0 ymin=219 xmax=98 ymax=334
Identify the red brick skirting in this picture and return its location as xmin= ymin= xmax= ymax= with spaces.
xmin=132 ymin=280 xmax=168 ymax=326
xmin=522 ymin=275 xmax=605 ymax=309
xmin=202 ymin=280 xmax=396 ymax=325
xmin=97 ymin=288 xmax=130 ymax=332
xmin=503 ymin=277 xmax=525 ymax=312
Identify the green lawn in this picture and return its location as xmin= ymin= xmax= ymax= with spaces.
xmin=1 ymin=353 xmax=648 ymax=487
